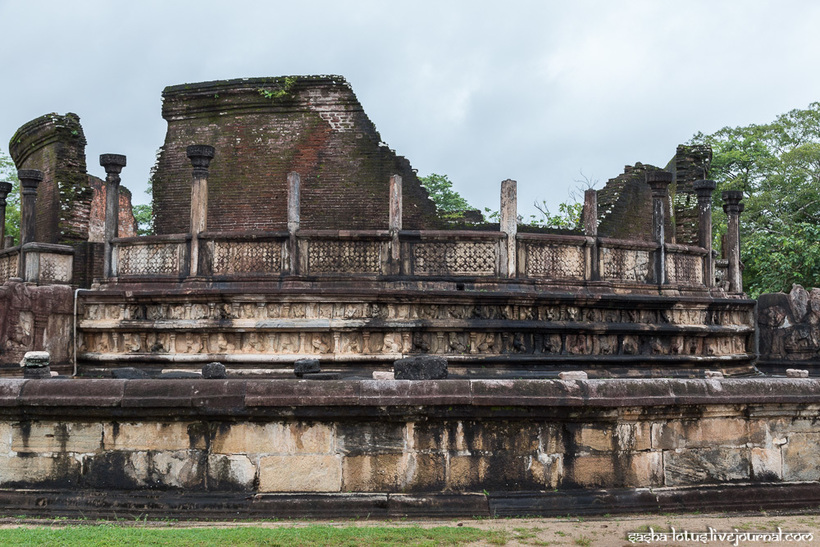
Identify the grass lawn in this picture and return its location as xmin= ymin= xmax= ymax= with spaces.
xmin=0 ymin=524 xmax=508 ymax=546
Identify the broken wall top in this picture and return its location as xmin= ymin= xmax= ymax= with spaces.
xmin=151 ymin=76 xmax=441 ymax=234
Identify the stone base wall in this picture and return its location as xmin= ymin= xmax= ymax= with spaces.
xmin=0 ymin=378 xmax=818 ymax=517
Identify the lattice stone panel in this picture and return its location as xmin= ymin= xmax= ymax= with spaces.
xmin=118 ymin=243 xmax=180 ymax=276
xmin=600 ymin=247 xmax=651 ymax=282
xmin=0 ymin=253 xmax=18 ymax=283
xmin=307 ymin=240 xmax=383 ymax=274
xmin=38 ymin=254 xmax=72 ymax=284
xmin=666 ymin=253 xmax=703 ymax=285
xmin=213 ymin=240 xmax=282 ymax=275
xmin=413 ymin=241 xmax=498 ymax=276
xmin=524 ymin=242 xmax=585 ymax=279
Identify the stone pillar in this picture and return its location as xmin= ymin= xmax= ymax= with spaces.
xmin=100 ymin=154 xmax=127 ymax=278
xmin=582 ymin=189 xmax=599 ymax=280
xmin=389 ymin=174 xmax=402 ymax=274
xmin=287 ymin=171 xmax=300 ymax=274
xmin=18 ymin=169 xmax=43 ymax=246
xmin=722 ymin=190 xmax=744 ymax=293
xmin=500 ymin=179 xmax=517 ymax=277
xmin=0 ymin=181 xmax=12 ymax=249
xmin=187 ymin=145 xmax=215 ymax=277
xmin=693 ymin=179 xmax=717 ymax=287
xmin=646 ymin=170 xmax=673 ymax=284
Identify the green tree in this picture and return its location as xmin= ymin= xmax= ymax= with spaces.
xmin=132 ymin=203 xmax=153 ymax=236
xmin=419 ymin=173 xmax=474 ymax=218
xmin=0 ymin=148 xmax=19 ymax=244
xmin=690 ymin=102 xmax=820 ymax=296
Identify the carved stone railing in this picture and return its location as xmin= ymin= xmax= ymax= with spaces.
xmin=112 ymin=234 xmax=190 ymax=279
xmin=598 ymin=238 xmax=655 ymax=283
xmin=517 ymin=234 xmax=591 ymax=280
xmin=21 ymin=243 xmax=74 ymax=284
xmin=0 ymin=246 xmax=20 ymax=284
xmin=298 ymin=231 xmax=390 ymax=276
xmin=401 ymin=231 xmax=504 ymax=277
xmin=109 ymin=229 xmax=718 ymax=288
xmin=199 ymin=232 xmax=289 ymax=278
xmin=665 ymin=243 xmax=706 ymax=286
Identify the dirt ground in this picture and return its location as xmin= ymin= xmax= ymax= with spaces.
xmin=3 ymin=511 xmax=820 ymax=546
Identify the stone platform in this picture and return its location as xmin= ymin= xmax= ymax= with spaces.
xmin=0 ymin=377 xmax=817 ymax=518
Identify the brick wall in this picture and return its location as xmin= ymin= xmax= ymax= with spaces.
xmin=151 ymin=76 xmax=441 ymax=234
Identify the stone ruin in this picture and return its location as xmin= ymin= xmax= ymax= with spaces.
xmin=0 ymin=75 xmax=817 ymax=518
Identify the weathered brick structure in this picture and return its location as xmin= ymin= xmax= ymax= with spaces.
xmin=151 ymin=76 xmax=441 ymax=234
xmin=596 ymin=145 xmax=712 ymax=245
xmin=8 ymin=113 xmax=137 ymax=286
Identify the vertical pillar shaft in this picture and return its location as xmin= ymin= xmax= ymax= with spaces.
xmin=646 ymin=170 xmax=673 ymax=285
xmin=500 ymin=179 xmax=517 ymax=277
xmin=17 ymin=170 xmax=43 ymax=279
xmin=100 ymin=154 xmax=127 ymax=279
xmin=287 ymin=171 xmax=300 ymax=274
xmin=187 ymin=145 xmax=215 ymax=277
xmin=18 ymin=169 xmax=42 ymax=246
xmin=389 ymin=174 xmax=402 ymax=274
xmin=582 ymin=188 xmax=599 ymax=280
xmin=0 ymin=181 xmax=11 ymax=249
xmin=693 ymin=179 xmax=717 ymax=287
xmin=722 ymin=190 xmax=744 ymax=293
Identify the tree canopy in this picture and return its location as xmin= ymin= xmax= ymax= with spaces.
xmin=0 ymin=148 xmax=19 ymax=244
xmin=690 ymin=102 xmax=820 ymax=296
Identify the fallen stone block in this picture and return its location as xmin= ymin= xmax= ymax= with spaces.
xmin=559 ymin=371 xmax=588 ymax=380
xmin=393 ymin=356 xmax=448 ymax=380
xmin=295 ymin=358 xmax=321 ymax=378
xmin=203 ymin=362 xmax=228 ymax=379
xmin=786 ymin=369 xmax=810 ymax=378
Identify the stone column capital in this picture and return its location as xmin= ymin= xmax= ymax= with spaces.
xmin=646 ymin=170 xmax=673 ymax=198
xmin=187 ymin=145 xmax=215 ymax=176
xmin=0 ymin=181 xmax=12 ymax=205
xmin=693 ymin=179 xmax=717 ymax=202
xmin=100 ymin=154 xmax=127 ymax=177
xmin=722 ymin=190 xmax=744 ymax=214
xmin=18 ymin=169 xmax=43 ymax=194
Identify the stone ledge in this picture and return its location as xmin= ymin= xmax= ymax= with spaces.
xmin=1 ymin=378 xmax=819 ymax=416
xmin=0 ymin=484 xmax=818 ymax=519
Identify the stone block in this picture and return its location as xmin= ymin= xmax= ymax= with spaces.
xmin=294 ymin=358 xmax=321 ymax=377
xmin=12 ymin=422 xmax=102 ymax=453
xmin=202 ymin=362 xmax=227 ymax=379
xmin=458 ymin=420 xmax=540 ymax=454
xmin=393 ymin=356 xmax=447 ymax=380
xmin=208 ymin=454 xmax=256 ymax=490
xmin=528 ymin=453 xmax=563 ymax=489
xmin=103 ymin=422 xmax=203 ymax=451
xmin=83 ymin=450 xmax=206 ymax=489
xmin=259 ymin=454 xmax=342 ymax=492
xmin=558 ymin=371 xmax=587 ymax=380
xmin=782 ymin=433 xmax=820 ymax=481
xmin=343 ymin=454 xmax=405 ymax=491
xmin=751 ymin=447 xmax=782 ymax=481
xmin=0 ymin=454 xmax=81 ymax=487
xmin=337 ymin=422 xmax=405 ymax=455
xmin=112 ymin=367 xmax=150 ymax=379
xmin=652 ymin=418 xmax=748 ymax=450
xmin=664 ymin=447 xmax=750 ymax=486
xmin=573 ymin=425 xmax=616 ymax=452
xmin=211 ymin=422 xmax=333 ymax=455
xmin=564 ymin=455 xmax=616 ymax=487
xmin=447 ymin=454 xmax=483 ymax=490
xmin=786 ymin=369 xmax=809 ymax=378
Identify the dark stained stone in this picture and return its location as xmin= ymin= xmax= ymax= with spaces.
xmin=202 ymin=362 xmax=227 ymax=379
xmin=112 ymin=367 xmax=150 ymax=379
xmin=294 ymin=358 xmax=321 ymax=377
xmin=393 ymin=356 xmax=448 ymax=380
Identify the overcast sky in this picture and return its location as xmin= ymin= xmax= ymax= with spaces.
xmin=1 ymin=0 xmax=819 ymax=219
